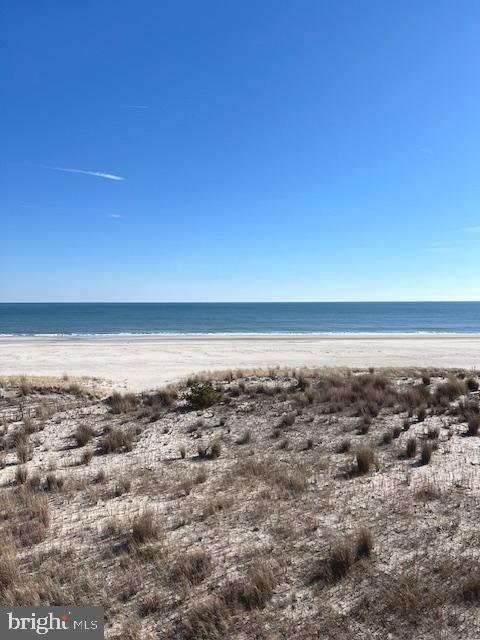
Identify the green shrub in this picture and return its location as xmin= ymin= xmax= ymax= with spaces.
xmin=186 ymin=383 xmax=220 ymax=410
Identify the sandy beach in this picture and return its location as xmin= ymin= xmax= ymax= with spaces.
xmin=1 ymin=333 xmax=479 ymax=390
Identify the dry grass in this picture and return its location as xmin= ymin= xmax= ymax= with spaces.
xmin=74 ymin=423 xmax=93 ymax=447
xmin=420 ymin=441 xmax=433 ymax=465
xmin=171 ymin=549 xmax=212 ymax=586
xmin=183 ymin=596 xmax=231 ymax=640
xmin=355 ymin=447 xmax=375 ymax=474
xmin=130 ymin=510 xmax=161 ymax=545
xmin=0 ymin=369 xmax=478 ymax=639
xmin=406 ymin=436 xmax=417 ymax=459
xmin=101 ymin=428 xmax=134 ymax=453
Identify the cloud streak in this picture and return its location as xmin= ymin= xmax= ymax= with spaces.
xmin=42 ymin=166 xmax=125 ymax=181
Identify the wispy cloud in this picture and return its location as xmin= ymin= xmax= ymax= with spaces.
xmin=107 ymin=213 xmax=122 ymax=218
xmin=421 ymin=148 xmax=433 ymax=155
xmin=461 ymin=226 xmax=480 ymax=232
xmin=42 ymin=166 xmax=125 ymax=181
xmin=425 ymin=242 xmax=455 ymax=253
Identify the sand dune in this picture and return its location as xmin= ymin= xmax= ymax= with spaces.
xmin=0 ymin=334 xmax=479 ymax=390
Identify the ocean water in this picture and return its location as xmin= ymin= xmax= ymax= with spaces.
xmin=0 ymin=302 xmax=479 ymax=336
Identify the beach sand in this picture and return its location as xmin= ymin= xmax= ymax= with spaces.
xmin=1 ymin=334 xmax=479 ymax=390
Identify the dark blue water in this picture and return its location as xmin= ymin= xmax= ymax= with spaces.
xmin=0 ymin=302 xmax=479 ymax=336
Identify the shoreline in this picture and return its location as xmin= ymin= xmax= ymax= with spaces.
xmin=2 ymin=332 xmax=480 ymax=342
xmin=1 ymin=333 xmax=479 ymax=391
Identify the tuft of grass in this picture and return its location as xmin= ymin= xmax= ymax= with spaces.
xmin=74 ymin=424 xmax=93 ymax=447
xmin=237 ymin=563 xmax=275 ymax=610
xmin=100 ymin=428 xmax=134 ymax=454
xmin=44 ymin=473 xmax=64 ymax=492
xmin=427 ymin=426 xmax=440 ymax=440
xmin=417 ymin=406 xmax=427 ymax=422
xmin=108 ymin=392 xmax=138 ymax=414
xmin=337 ymin=438 xmax=351 ymax=453
xmin=183 ymin=596 xmax=231 ymax=640
xmin=272 ymin=468 xmax=308 ymax=493
xmin=325 ymin=540 xmax=355 ymax=581
xmin=130 ymin=510 xmax=160 ymax=545
xmin=113 ymin=476 xmax=132 ymax=497
xmin=406 ymin=436 xmax=417 ymax=459
xmin=355 ymin=447 xmax=374 ymax=474
xmin=171 ymin=550 xmax=212 ymax=586
xmin=466 ymin=412 xmax=480 ymax=436
xmin=15 ymin=465 xmax=28 ymax=485
xmin=357 ymin=416 xmax=371 ymax=435
xmin=420 ymin=441 xmax=433 ymax=465
xmin=355 ymin=527 xmax=374 ymax=558
xmin=209 ymin=440 xmax=222 ymax=459
xmin=0 ymin=544 xmax=19 ymax=594
xmin=381 ymin=430 xmax=393 ymax=445
xmin=81 ymin=449 xmax=93 ymax=465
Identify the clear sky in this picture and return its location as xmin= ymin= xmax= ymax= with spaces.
xmin=2 ymin=1 xmax=480 ymax=302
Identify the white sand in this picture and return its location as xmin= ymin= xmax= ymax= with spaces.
xmin=1 ymin=334 xmax=479 ymax=391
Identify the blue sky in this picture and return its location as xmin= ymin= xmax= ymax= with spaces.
xmin=2 ymin=0 xmax=480 ymax=302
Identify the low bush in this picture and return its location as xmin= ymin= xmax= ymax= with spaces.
xmin=186 ymin=383 xmax=220 ymax=410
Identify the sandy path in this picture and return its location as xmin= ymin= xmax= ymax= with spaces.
xmin=1 ymin=334 xmax=479 ymax=391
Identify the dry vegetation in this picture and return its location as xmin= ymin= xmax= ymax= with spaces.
xmin=0 ymin=367 xmax=479 ymax=639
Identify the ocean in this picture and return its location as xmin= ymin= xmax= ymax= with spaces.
xmin=0 ymin=302 xmax=479 ymax=336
